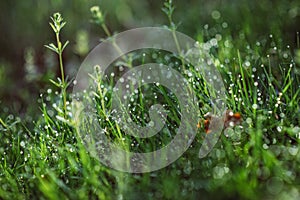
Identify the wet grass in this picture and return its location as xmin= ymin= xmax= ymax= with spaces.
xmin=0 ymin=1 xmax=299 ymax=199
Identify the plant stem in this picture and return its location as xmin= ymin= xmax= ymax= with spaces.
xmin=101 ymin=24 xmax=111 ymax=37
xmin=56 ymin=31 xmax=67 ymax=117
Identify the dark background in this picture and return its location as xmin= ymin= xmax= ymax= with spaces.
xmin=0 ymin=0 xmax=299 ymax=116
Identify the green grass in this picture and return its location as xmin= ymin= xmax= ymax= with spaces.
xmin=0 ymin=1 xmax=299 ymax=199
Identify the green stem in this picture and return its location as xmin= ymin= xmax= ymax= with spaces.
xmin=56 ymin=32 xmax=67 ymax=117
xmin=56 ymin=33 xmax=65 ymax=84
xmin=102 ymin=23 xmax=132 ymax=68
xmin=101 ymin=24 xmax=111 ymax=37
xmin=0 ymin=118 xmax=8 ymax=129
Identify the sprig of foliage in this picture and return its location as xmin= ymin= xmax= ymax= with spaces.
xmin=90 ymin=6 xmax=111 ymax=37
xmin=90 ymin=5 xmax=132 ymax=68
xmin=162 ymin=0 xmax=177 ymax=30
xmin=45 ymin=13 xmax=69 ymax=118
xmin=162 ymin=0 xmax=185 ymax=69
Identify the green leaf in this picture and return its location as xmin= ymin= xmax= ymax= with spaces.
xmin=49 ymin=79 xmax=61 ymax=87
xmin=49 ymin=22 xmax=57 ymax=33
xmin=0 ymin=118 xmax=8 ymax=129
xmin=161 ymin=7 xmax=168 ymax=15
xmin=60 ymin=21 xmax=66 ymax=29
xmin=44 ymin=43 xmax=58 ymax=53
xmin=62 ymin=40 xmax=69 ymax=52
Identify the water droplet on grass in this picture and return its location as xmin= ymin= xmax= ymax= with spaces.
xmin=252 ymin=104 xmax=258 ymax=109
xmin=210 ymin=38 xmax=218 ymax=46
xmin=246 ymin=118 xmax=252 ymax=124
xmin=211 ymin=10 xmax=221 ymax=20
xmin=263 ymin=144 xmax=269 ymax=149
xmin=222 ymin=22 xmax=228 ymax=28
xmin=277 ymin=126 xmax=282 ymax=132
xmin=288 ymin=147 xmax=298 ymax=156
xmin=245 ymin=61 xmax=250 ymax=67
xmin=20 ymin=141 xmax=25 ymax=148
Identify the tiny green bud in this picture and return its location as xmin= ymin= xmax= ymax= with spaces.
xmin=90 ymin=6 xmax=104 ymax=25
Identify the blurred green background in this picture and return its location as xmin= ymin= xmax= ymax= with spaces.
xmin=0 ymin=0 xmax=300 ymax=117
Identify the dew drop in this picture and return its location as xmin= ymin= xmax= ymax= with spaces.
xmin=252 ymin=104 xmax=258 ymax=109
xmin=263 ymin=144 xmax=269 ymax=149
xmin=222 ymin=22 xmax=228 ymax=28
xmin=277 ymin=126 xmax=282 ymax=132
xmin=20 ymin=141 xmax=25 ymax=148
xmin=246 ymin=118 xmax=252 ymax=124
xmin=288 ymin=146 xmax=298 ymax=156
xmin=211 ymin=10 xmax=221 ymax=20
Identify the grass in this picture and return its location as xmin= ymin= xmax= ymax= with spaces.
xmin=0 ymin=0 xmax=299 ymax=199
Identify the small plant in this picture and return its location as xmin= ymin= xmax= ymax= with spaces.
xmin=90 ymin=6 xmax=111 ymax=37
xmin=45 ymin=12 xmax=69 ymax=118
xmin=90 ymin=6 xmax=133 ymax=67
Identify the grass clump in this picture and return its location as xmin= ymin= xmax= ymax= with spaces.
xmin=0 ymin=1 xmax=299 ymax=199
